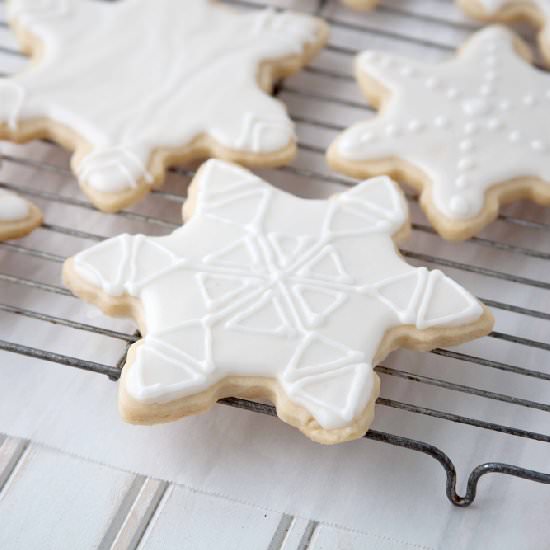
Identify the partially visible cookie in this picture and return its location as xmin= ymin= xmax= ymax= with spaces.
xmin=1 ymin=0 xmax=328 ymax=212
xmin=459 ymin=0 xmax=550 ymax=67
xmin=0 ymin=189 xmax=42 ymax=241
xmin=63 ymin=159 xmax=492 ymax=444
xmin=342 ymin=0 xmax=379 ymax=10
xmin=328 ymin=26 xmax=550 ymax=240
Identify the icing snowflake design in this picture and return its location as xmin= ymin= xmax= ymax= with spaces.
xmin=0 ymin=0 xmax=324 ymax=208
xmin=70 ymin=160 xmax=485 ymax=435
xmin=330 ymin=26 xmax=550 ymax=229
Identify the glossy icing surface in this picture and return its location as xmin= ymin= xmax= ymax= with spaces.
xmin=335 ymin=26 xmax=550 ymax=220
xmin=73 ymin=160 xmax=484 ymax=430
xmin=3 ymin=0 xmax=320 ymax=193
xmin=0 ymin=189 xmax=30 ymax=221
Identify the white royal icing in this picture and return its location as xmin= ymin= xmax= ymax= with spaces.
xmin=73 ymin=160 xmax=484 ymax=430
xmin=334 ymin=26 xmax=550 ymax=221
xmin=3 ymin=0 xmax=321 ymax=193
xmin=0 ymin=189 xmax=30 ymax=221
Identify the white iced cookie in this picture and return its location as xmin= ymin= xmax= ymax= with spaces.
xmin=459 ymin=0 xmax=550 ymax=67
xmin=328 ymin=26 xmax=550 ymax=240
xmin=0 ymin=189 xmax=42 ymax=241
xmin=1 ymin=0 xmax=328 ymax=212
xmin=63 ymin=160 xmax=492 ymax=444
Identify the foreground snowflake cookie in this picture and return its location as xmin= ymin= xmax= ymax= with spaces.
xmin=63 ymin=160 xmax=492 ymax=444
xmin=459 ymin=0 xmax=550 ymax=67
xmin=0 ymin=0 xmax=328 ymax=212
xmin=0 ymin=189 xmax=42 ymax=241
xmin=328 ymin=26 xmax=550 ymax=239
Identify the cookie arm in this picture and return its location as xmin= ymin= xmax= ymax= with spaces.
xmin=71 ymin=234 xmax=135 ymax=297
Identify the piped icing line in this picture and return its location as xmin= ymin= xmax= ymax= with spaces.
xmin=68 ymin=159 xmax=489 ymax=434
xmin=2 ymin=0 xmax=327 ymax=205
xmin=330 ymin=26 xmax=550 ymax=231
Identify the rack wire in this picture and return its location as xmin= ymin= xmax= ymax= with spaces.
xmin=1 ymin=0 xmax=550 ymax=507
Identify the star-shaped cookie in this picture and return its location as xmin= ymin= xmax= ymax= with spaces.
xmin=459 ymin=0 xmax=550 ymax=67
xmin=0 ymin=0 xmax=328 ymax=212
xmin=63 ymin=160 xmax=492 ymax=444
xmin=0 ymin=189 xmax=42 ymax=241
xmin=328 ymin=26 xmax=550 ymax=239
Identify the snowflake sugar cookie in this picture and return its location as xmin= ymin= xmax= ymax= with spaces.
xmin=459 ymin=0 xmax=550 ymax=67
xmin=0 ymin=0 xmax=328 ymax=212
xmin=0 ymin=189 xmax=42 ymax=241
xmin=328 ymin=26 xmax=550 ymax=239
xmin=63 ymin=160 xmax=492 ymax=444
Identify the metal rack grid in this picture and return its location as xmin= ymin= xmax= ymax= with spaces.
xmin=1 ymin=0 xmax=550 ymax=507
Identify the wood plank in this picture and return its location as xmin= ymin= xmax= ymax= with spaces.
xmin=0 ymin=444 xmax=137 ymax=550
xmin=0 ymin=437 xmax=27 ymax=491
xmin=109 ymin=478 xmax=168 ymax=550
xmin=139 ymin=485 xmax=284 ymax=550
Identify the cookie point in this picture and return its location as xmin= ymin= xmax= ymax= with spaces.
xmin=0 ymin=190 xmax=30 ymax=221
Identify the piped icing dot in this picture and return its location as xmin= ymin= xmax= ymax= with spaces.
xmin=487 ymin=117 xmax=503 ymax=130
xmin=434 ymin=115 xmax=450 ymax=128
xmin=449 ymin=195 xmax=470 ymax=217
xmin=359 ymin=132 xmax=374 ymax=143
xmin=460 ymin=139 xmax=473 ymax=152
xmin=361 ymin=51 xmax=377 ymax=62
xmin=385 ymin=124 xmax=398 ymax=136
xmin=446 ymin=88 xmax=459 ymax=99
xmin=480 ymin=85 xmax=494 ymax=96
xmin=464 ymin=121 xmax=480 ymax=135
xmin=455 ymin=175 xmax=469 ymax=188
xmin=531 ymin=140 xmax=545 ymax=151
xmin=399 ymin=65 xmax=414 ymax=76
xmin=425 ymin=76 xmax=441 ymax=89
xmin=498 ymin=99 xmax=511 ymax=111
xmin=407 ymin=120 xmax=423 ymax=132
xmin=508 ymin=131 xmax=521 ymax=143
xmin=523 ymin=94 xmax=536 ymax=106
xmin=458 ymin=157 xmax=475 ymax=171
xmin=462 ymin=97 xmax=490 ymax=116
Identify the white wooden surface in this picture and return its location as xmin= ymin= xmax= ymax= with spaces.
xmin=0 ymin=435 xmax=386 ymax=550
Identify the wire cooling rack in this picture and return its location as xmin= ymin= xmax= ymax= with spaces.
xmin=1 ymin=0 xmax=550 ymax=507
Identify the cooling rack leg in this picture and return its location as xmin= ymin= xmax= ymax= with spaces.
xmin=366 ymin=431 xmax=550 ymax=507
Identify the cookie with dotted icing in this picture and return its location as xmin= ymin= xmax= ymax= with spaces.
xmin=0 ymin=189 xmax=42 ymax=241
xmin=459 ymin=0 xmax=550 ymax=67
xmin=63 ymin=159 xmax=492 ymax=444
xmin=0 ymin=0 xmax=328 ymax=213
xmin=327 ymin=26 xmax=550 ymax=239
